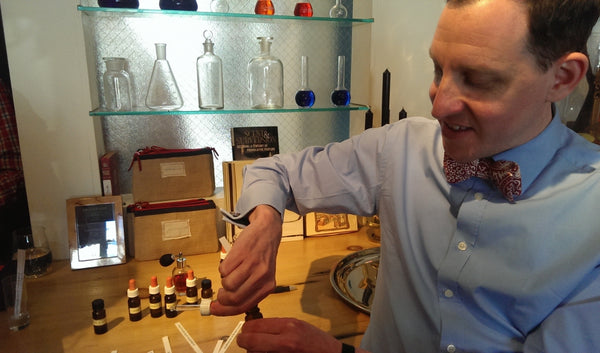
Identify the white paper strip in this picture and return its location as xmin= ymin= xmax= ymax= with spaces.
xmin=175 ymin=322 xmax=204 ymax=353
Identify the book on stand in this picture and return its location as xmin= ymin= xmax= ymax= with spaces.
xmin=99 ymin=151 xmax=120 ymax=196
xmin=231 ymin=126 xmax=279 ymax=160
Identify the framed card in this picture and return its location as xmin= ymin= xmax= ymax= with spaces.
xmin=305 ymin=212 xmax=359 ymax=237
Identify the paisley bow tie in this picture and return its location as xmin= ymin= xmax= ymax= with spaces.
xmin=443 ymin=153 xmax=522 ymax=202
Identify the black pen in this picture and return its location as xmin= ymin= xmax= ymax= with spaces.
xmin=273 ymin=285 xmax=297 ymax=293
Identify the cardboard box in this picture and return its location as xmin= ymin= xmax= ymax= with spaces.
xmin=127 ymin=199 xmax=219 ymax=261
xmin=131 ymin=147 xmax=216 ymax=202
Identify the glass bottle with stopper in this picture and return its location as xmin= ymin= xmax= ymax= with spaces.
xmin=255 ymin=0 xmax=274 ymax=15
xmin=197 ymin=30 xmax=224 ymax=110
xmin=330 ymin=55 xmax=350 ymax=106
xmin=159 ymin=252 xmax=192 ymax=296
xmin=329 ymin=0 xmax=348 ymax=18
xmin=294 ymin=1 xmax=313 ymax=17
xmin=102 ymin=57 xmax=132 ymax=112
xmin=295 ymin=56 xmax=315 ymax=108
xmin=145 ymin=43 xmax=183 ymax=111
xmin=248 ymin=37 xmax=284 ymax=109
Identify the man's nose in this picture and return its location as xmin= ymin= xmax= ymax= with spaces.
xmin=430 ymin=78 xmax=464 ymax=119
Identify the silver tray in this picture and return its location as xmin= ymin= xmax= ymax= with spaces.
xmin=330 ymin=247 xmax=380 ymax=314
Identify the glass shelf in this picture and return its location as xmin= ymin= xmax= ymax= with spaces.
xmin=77 ymin=6 xmax=374 ymax=24
xmin=90 ymin=104 xmax=368 ymax=116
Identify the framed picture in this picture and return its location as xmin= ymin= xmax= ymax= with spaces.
xmin=66 ymin=195 xmax=126 ymax=270
xmin=305 ymin=212 xmax=359 ymax=237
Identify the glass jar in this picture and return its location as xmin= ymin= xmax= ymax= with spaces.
xmin=102 ymin=57 xmax=132 ymax=112
xmin=248 ymin=37 xmax=284 ymax=109
xmin=197 ymin=31 xmax=224 ymax=109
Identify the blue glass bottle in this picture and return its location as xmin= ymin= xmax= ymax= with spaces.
xmin=331 ymin=55 xmax=350 ymax=106
xmin=97 ymin=0 xmax=139 ymax=8
xmin=159 ymin=0 xmax=198 ymax=11
xmin=295 ymin=56 xmax=315 ymax=108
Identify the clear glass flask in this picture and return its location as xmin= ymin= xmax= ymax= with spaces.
xmin=255 ymin=0 xmax=274 ymax=15
xmin=295 ymin=56 xmax=315 ymax=108
xmin=331 ymin=55 xmax=350 ymax=106
xmin=145 ymin=43 xmax=183 ymax=111
xmin=102 ymin=57 xmax=132 ymax=112
xmin=248 ymin=37 xmax=284 ymax=109
xmin=197 ymin=30 xmax=224 ymax=110
xmin=294 ymin=1 xmax=313 ymax=17
xmin=329 ymin=0 xmax=348 ymax=18
xmin=210 ymin=0 xmax=229 ymax=12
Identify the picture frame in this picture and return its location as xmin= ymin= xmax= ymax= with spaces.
xmin=305 ymin=212 xmax=359 ymax=237
xmin=66 ymin=195 xmax=126 ymax=270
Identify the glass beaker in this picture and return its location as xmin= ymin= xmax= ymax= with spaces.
xmin=145 ymin=43 xmax=184 ymax=111
xmin=210 ymin=0 xmax=229 ymax=12
xmin=294 ymin=1 xmax=313 ymax=17
xmin=197 ymin=30 xmax=224 ymax=109
xmin=255 ymin=0 xmax=275 ymax=15
xmin=329 ymin=0 xmax=348 ymax=18
xmin=295 ymin=56 xmax=315 ymax=108
xmin=159 ymin=0 xmax=198 ymax=11
xmin=12 ymin=226 xmax=52 ymax=278
xmin=248 ymin=37 xmax=284 ymax=109
xmin=331 ymin=55 xmax=350 ymax=106
xmin=102 ymin=57 xmax=132 ymax=112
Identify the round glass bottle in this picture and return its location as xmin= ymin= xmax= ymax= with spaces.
xmin=248 ymin=37 xmax=284 ymax=109
xmin=329 ymin=0 xmax=348 ymax=18
xmin=197 ymin=30 xmax=224 ymax=110
xmin=295 ymin=56 xmax=315 ymax=108
xmin=97 ymin=0 xmax=139 ymax=8
xmin=255 ymin=0 xmax=274 ymax=15
xmin=294 ymin=1 xmax=313 ymax=17
xmin=330 ymin=55 xmax=350 ymax=106
xmin=159 ymin=0 xmax=198 ymax=11
xmin=102 ymin=57 xmax=132 ymax=112
xmin=145 ymin=43 xmax=183 ymax=111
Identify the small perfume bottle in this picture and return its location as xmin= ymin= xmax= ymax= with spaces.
xmin=171 ymin=252 xmax=192 ymax=296
xmin=145 ymin=43 xmax=184 ymax=111
xmin=197 ymin=30 xmax=224 ymax=110
xmin=92 ymin=299 xmax=108 ymax=334
xmin=164 ymin=276 xmax=178 ymax=318
xmin=331 ymin=55 xmax=350 ymax=107
xmin=255 ymin=0 xmax=274 ymax=15
xmin=295 ymin=56 xmax=315 ymax=108
xmin=248 ymin=37 xmax=284 ymax=109
xmin=329 ymin=0 xmax=348 ymax=18
xmin=127 ymin=279 xmax=142 ymax=322
xmin=185 ymin=270 xmax=198 ymax=304
xmin=149 ymin=275 xmax=163 ymax=318
xmin=294 ymin=1 xmax=313 ymax=17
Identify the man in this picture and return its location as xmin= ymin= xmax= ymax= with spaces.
xmin=210 ymin=0 xmax=600 ymax=352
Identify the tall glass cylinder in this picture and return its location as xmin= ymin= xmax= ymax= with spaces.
xmin=248 ymin=37 xmax=284 ymax=109
xmin=197 ymin=31 xmax=224 ymax=110
xmin=145 ymin=43 xmax=183 ymax=111
xmin=102 ymin=57 xmax=132 ymax=112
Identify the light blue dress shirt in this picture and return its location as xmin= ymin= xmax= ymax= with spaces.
xmin=228 ymin=114 xmax=600 ymax=353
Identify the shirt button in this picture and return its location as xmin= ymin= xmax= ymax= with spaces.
xmin=457 ymin=241 xmax=468 ymax=251
xmin=444 ymin=289 xmax=454 ymax=298
xmin=474 ymin=192 xmax=484 ymax=201
xmin=447 ymin=344 xmax=456 ymax=353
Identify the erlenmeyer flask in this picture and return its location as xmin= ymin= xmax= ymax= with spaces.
xmin=248 ymin=37 xmax=284 ymax=109
xmin=145 ymin=43 xmax=183 ymax=110
xmin=255 ymin=0 xmax=275 ymax=15
xmin=102 ymin=57 xmax=132 ymax=112
xmin=294 ymin=1 xmax=313 ymax=17
xmin=329 ymin=0 xmax=348 ymax=18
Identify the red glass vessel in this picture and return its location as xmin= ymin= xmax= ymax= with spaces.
xmin=294 ymin=2 xmax=313 ymax=17
xmin=255 ymin=0 xmax=275 ymax=15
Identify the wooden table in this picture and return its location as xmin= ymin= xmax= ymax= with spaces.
xmin=1 ymin=229 xmax=376 ymax=352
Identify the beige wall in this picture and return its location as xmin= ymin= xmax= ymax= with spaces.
xmin=2 ymin=0 xmax=445 ymax=259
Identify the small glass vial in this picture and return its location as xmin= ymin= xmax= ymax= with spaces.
xmin=197 ymin=30 xmax=224 ymax=110
xmin=92 ymin=299 xmax=108 ymax=334
xmin=149 ymin=275 xmax=162 ymax=318
xmin=294 ymin=1 xmax=313 ymax=17
xmin=201 ymin=279 xmax=213 ymax=299
xmin=127 ymin=279 xmax=142 ymax=322
xmin=329 ymin=0 xmax=348 ymax=18
xmin=248 ymin=37 xmax=284 ymax=109
xmin=295 ymin=56 xmax=315 ymax=108
xmin=102 ymin=57 xmax=132 ymax=112
xmin=210 ymin=0 xmax=229 ymax=12
xmin=172 ymin=252 xmax=191 ymax=296
xmin=245 ymin=306 xmax=263 ymax=321
xmin=145 ymin=43 xmax=184 ymax=111
xmin=185 ymin=269 xmax=198 ymax=304
xmin=255 ymin=0 xmax=274 ymax=15
xmin=164 ymin=276 xmax=178 ymax=318
xmin=331 ymin=55 xmax=351 ymax=106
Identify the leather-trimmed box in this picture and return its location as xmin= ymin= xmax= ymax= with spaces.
xmin=130 ymin=146 xmax=217 ymax=202
xmin=127 ymin=199 xmax=219 ymax=261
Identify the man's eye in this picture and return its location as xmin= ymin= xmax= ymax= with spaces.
xmin=433 ymin=67 xmax=443 ymax=85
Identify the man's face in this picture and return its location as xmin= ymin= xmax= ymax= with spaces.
xmin=429 ymin=0 xmax=557 ymax=162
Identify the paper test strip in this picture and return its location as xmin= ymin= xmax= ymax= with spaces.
xmin=175 ymin=322 xmax=204 ymax=353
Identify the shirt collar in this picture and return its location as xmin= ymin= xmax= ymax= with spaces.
xmin=493 ymin=106 xmax=567 ymax=194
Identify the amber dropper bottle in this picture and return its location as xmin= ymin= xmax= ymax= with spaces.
xmin=186 ymin=269 xmax=198 ymax=304
xmin=149 ymin=275 xmax=163 ymax=318
xmin=127 ymin=279 xmax=142 ymax=321
xmin=164 ymin=276 xmax=177 ymax=318
xmin=245 ymin=306 xmax=263 ymax=321
xmin=92 ymin=298 xmax=108 ymax=334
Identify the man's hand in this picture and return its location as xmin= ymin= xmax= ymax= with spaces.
xmin=211 ymin=205 xmax=283 ymax=316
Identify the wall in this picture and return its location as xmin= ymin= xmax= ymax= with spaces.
xmin=2 ymin=0 xmax=445 ymax=259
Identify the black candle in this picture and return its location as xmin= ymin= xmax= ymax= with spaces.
xmin=365 ymin=109 xmax=373 ymax=130
xmin=381 ymin=69 xmax=391 ymax=126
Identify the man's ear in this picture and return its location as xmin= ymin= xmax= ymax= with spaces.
xmin=546 ymin=52 xmax=589 ymax=102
